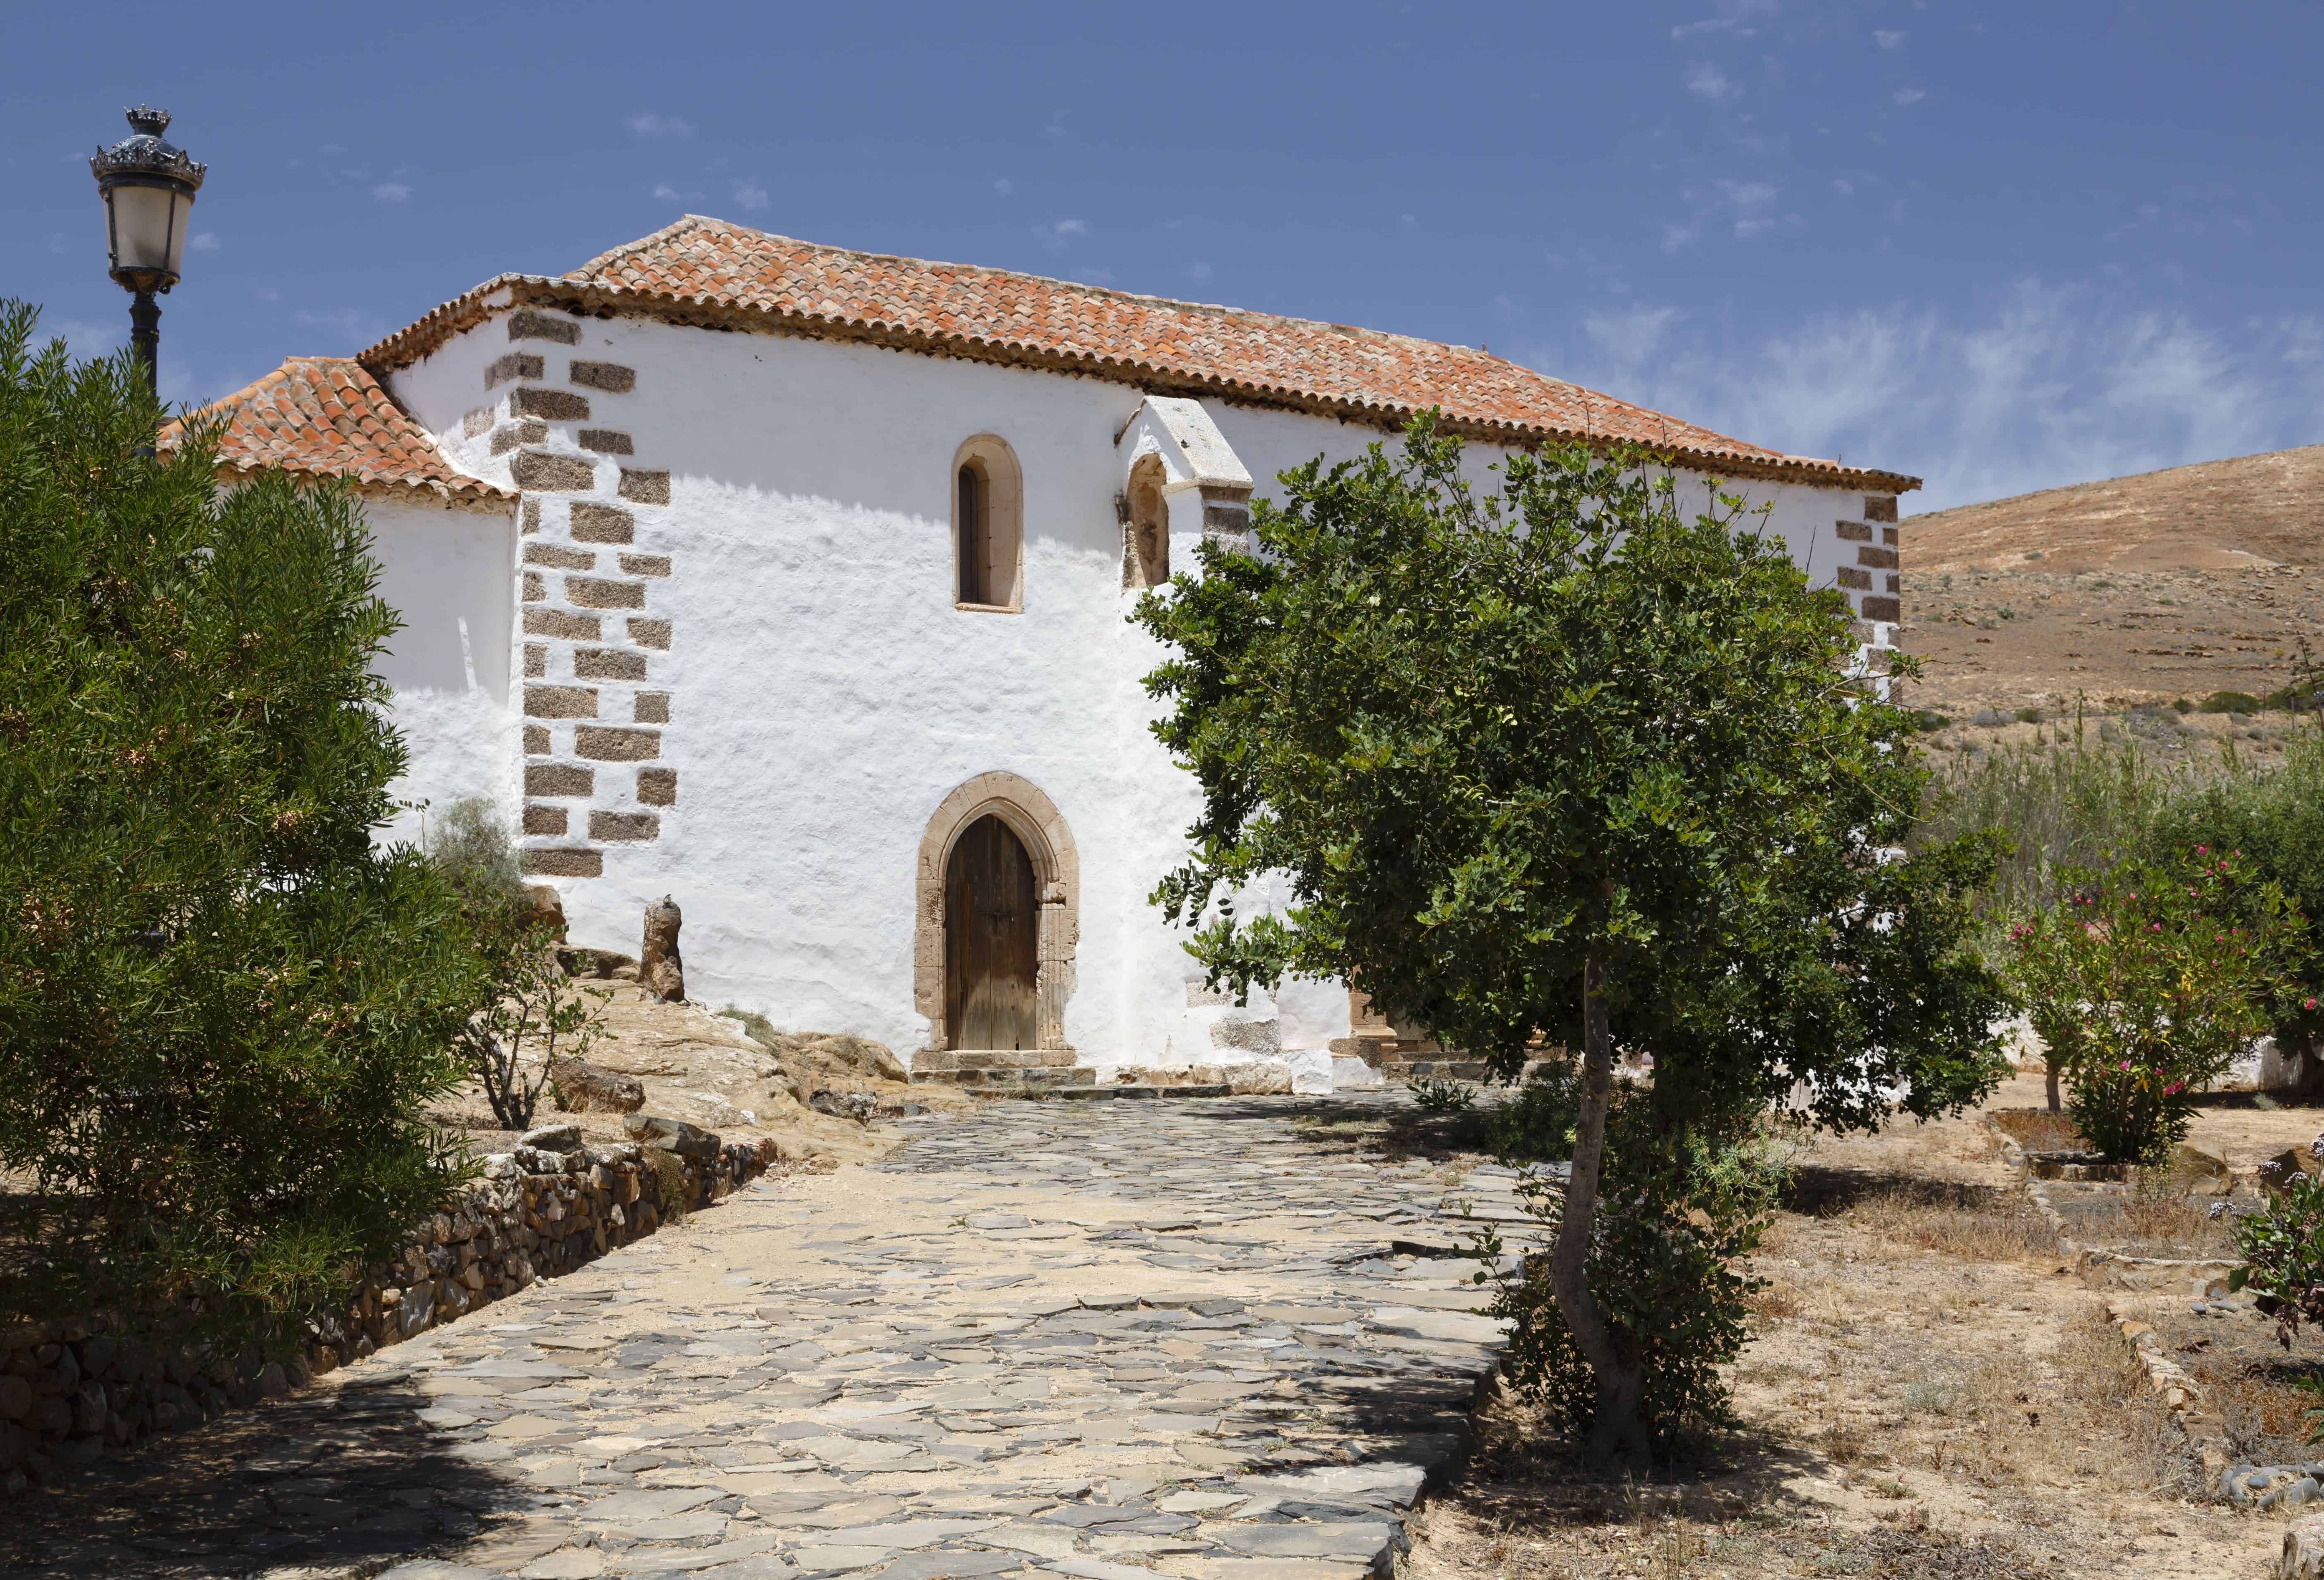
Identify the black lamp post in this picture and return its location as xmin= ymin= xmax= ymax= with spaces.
xmin=90 ymin=106 xmax=205 ymax=396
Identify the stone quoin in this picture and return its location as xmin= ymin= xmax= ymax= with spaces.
xmin=169 ymin=215 xmax=1918 ymax=1091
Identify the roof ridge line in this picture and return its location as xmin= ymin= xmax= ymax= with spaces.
xmin=610 ymin=213 xmax=1491 ymax=353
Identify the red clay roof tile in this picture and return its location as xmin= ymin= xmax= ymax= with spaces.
xmin=164 ymin=356 xmax=511 ymax=506
xmin=357 ymin=217 xmax=1914 ymax=493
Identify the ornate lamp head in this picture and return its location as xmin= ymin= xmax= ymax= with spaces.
xmin=91 ymin=106 xmax=207 ymax=295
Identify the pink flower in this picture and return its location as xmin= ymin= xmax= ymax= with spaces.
xmin=2198 ymin=846 xmax=2209 ymax=854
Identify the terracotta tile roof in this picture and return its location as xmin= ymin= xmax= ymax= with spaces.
xmin=358 ymin=216 xmax=1915 ymax=493
xmin=164 ymin=356 xmax=512 ymax=507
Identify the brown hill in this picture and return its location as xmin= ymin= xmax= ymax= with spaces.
xmin=1898 ymin=445 xmax=2324 ymax=721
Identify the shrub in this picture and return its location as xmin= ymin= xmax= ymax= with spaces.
xmin=1478 ymin=1109 xmax=1786 ymax=1450
xmin=425 ymin=798 xmax=603 ymax=1132
xmin=1406 ymin=1077 xmax=1476 ymax=1114
xmin=2232 ymin=1161 xmax=2324 ymax=1347
xmin=2009 ymin=849 xmax=2300 ymax=1163
xmin=0 ymin=302 xmax=478 ymax=1343
xmin=1485 ymin=1066 xmax=1580 ymax=1162
xmin=1911 ymin=733 xmax=2202 ymax=918
xmin=645 ymin=1147 xmax=692 ymax=1224
xmin=2200 ymin=691 xmax=2262 ymax=716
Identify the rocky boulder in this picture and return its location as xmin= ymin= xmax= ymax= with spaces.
xmin=625 ymin=1113 xmax=721 ymax=1160
xmin=641 ymin=895 xmax=685 ymax=1003
xmin=548 ymin=1057 xmax=646 ymax=1114
xmin=760 ymin=1031 xmax=909 ymax=1084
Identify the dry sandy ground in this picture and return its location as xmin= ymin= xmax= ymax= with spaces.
xmin=1398 ymin=1071 xmax=2312 ymax=1580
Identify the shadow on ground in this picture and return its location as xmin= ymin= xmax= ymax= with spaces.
xmin=0 ymin=1361 xmax=546 ymax=1579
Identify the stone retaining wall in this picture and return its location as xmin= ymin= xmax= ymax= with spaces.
xmin=0 ymin=1126 xmax=772 ymax=1498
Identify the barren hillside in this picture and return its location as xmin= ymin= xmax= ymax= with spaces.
xmin=1898 ymin=444 xmax=2324 ymax=721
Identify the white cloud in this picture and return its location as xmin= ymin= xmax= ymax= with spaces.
xmin=191 ymin=232 xmax=220 ymax=252
xmin=293 ymin=306 xmax=393 ymax=345
xmin=1685 ymin=61 xmax=1740 ymax=102
xmin=731 ymin=178 xmax=769 ymax=211
xmin=1189 ymin=261 xmax=1212 ymax=282
xmin=1833 ymin=177 xmax=1855 ymax=197
xmin=1667 ymin=180 xmax=1788 ymax=248
xmin=994 ymin=178 xmax=1013 ymax=197
xmin=1398 ymin=214 xmax=1418 ymax=231
xmin=625 ymin=112 xmax=695 ymax=137
xmin=1874 ymin=29 xmax=1906 ymax=48
xmin=1671 ymin=0 xmax=1776 ymax=39
xmin=371 ymin=183 xmax=411 ymax=202
xmin=1053 ymin=218 xmax=1088 ymax=236
xmin=1035 ymin=219 xmax=1087 ymax=251
xmin=1528 ymin=281 xmax=2324 ymax=513
xmin=42 ymin=316 xmax=127 ymax=359
xmin=1893 ymin=87 xmax=1927 ymax=106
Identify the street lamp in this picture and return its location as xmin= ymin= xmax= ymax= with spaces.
xmin=90 ymin=106 xmax=205 ymax=396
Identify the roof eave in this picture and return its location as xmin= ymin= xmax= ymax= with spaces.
xmin=209 ymin=459 xmax=518 ymax=510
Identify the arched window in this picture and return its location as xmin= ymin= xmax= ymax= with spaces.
xmin=951 ymin=435 xmax=1022 ymax=612
xmin=1123 ymin=451 xmax=1169 ymax=591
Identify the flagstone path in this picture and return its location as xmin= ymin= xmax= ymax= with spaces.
xmin=0 ymin=1094 xmax=1549 ymax=1580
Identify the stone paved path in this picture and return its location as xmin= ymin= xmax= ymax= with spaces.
xmin=0 ymin=1095 xmax=1548 ymax=1580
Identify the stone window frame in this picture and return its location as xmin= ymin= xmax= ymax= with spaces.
xmin=914 ymin=771 xmax=1077 ymax=1052
xmin=950 ymin=434 xmax=1024 ymax=614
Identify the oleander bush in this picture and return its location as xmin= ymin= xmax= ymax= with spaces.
xmin=0 ymin=302 xmax=481 ymax=1346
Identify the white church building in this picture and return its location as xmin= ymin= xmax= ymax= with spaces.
xmin=190 ymin=215 xmax=1915 ymax=1091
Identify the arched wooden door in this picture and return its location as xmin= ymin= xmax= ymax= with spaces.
xmin=945 ymin=814 xmax=1039 ymax=1050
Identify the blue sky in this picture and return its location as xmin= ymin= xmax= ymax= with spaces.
xmin=5 ymin=0 xmax=2318 ymax=512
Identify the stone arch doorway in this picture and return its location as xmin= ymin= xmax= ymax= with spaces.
xmin=945 ymin=815 xmax=1038 ymax=1050
xmin=916 ymin=773 xmax=1078 ymax=1053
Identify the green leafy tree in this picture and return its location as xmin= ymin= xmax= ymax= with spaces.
xmin=2148 ymin=733 xmax=2324 ymax=1080
xmin=0 ymin=302 xmax=479 ymax=1343
xmin=2009 ymin=848 xmax=2299 ymax=1163
xmin=1134 ymin=420 xmax=2009 ymax=1466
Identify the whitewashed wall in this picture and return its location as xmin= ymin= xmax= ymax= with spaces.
xmin=379 ymin=307 xmax=1881 ymax=1076
xmin=362 ymin=493 xmax=521 ymax=850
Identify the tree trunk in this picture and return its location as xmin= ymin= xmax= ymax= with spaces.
xmin=1549 ymin=946 xmax=1650 ymax=1470
xmin=2045 ymin=1057 xmax=2062 ymax=1112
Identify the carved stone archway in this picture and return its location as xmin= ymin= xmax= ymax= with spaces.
xmin=915 ymin=772 xmax=1078 ymax=1051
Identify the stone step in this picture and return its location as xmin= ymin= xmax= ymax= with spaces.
xmin=913 ymin=1047 xmax=1082 ymax=1074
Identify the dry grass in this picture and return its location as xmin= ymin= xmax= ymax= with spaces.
xmin=1742 ymin=1276 xmax=1804 ymax=1321
xmin=1990 ymin=1108 xmax=2086 ymax=1152
xmin=2150 ymin=1308 xmax=2324 ymax=1467
xmin=1841 ymin=1180 xmax=2061 ymax=1262
xmin=2117 ymin=1182 xmax=2219 ymax=1252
